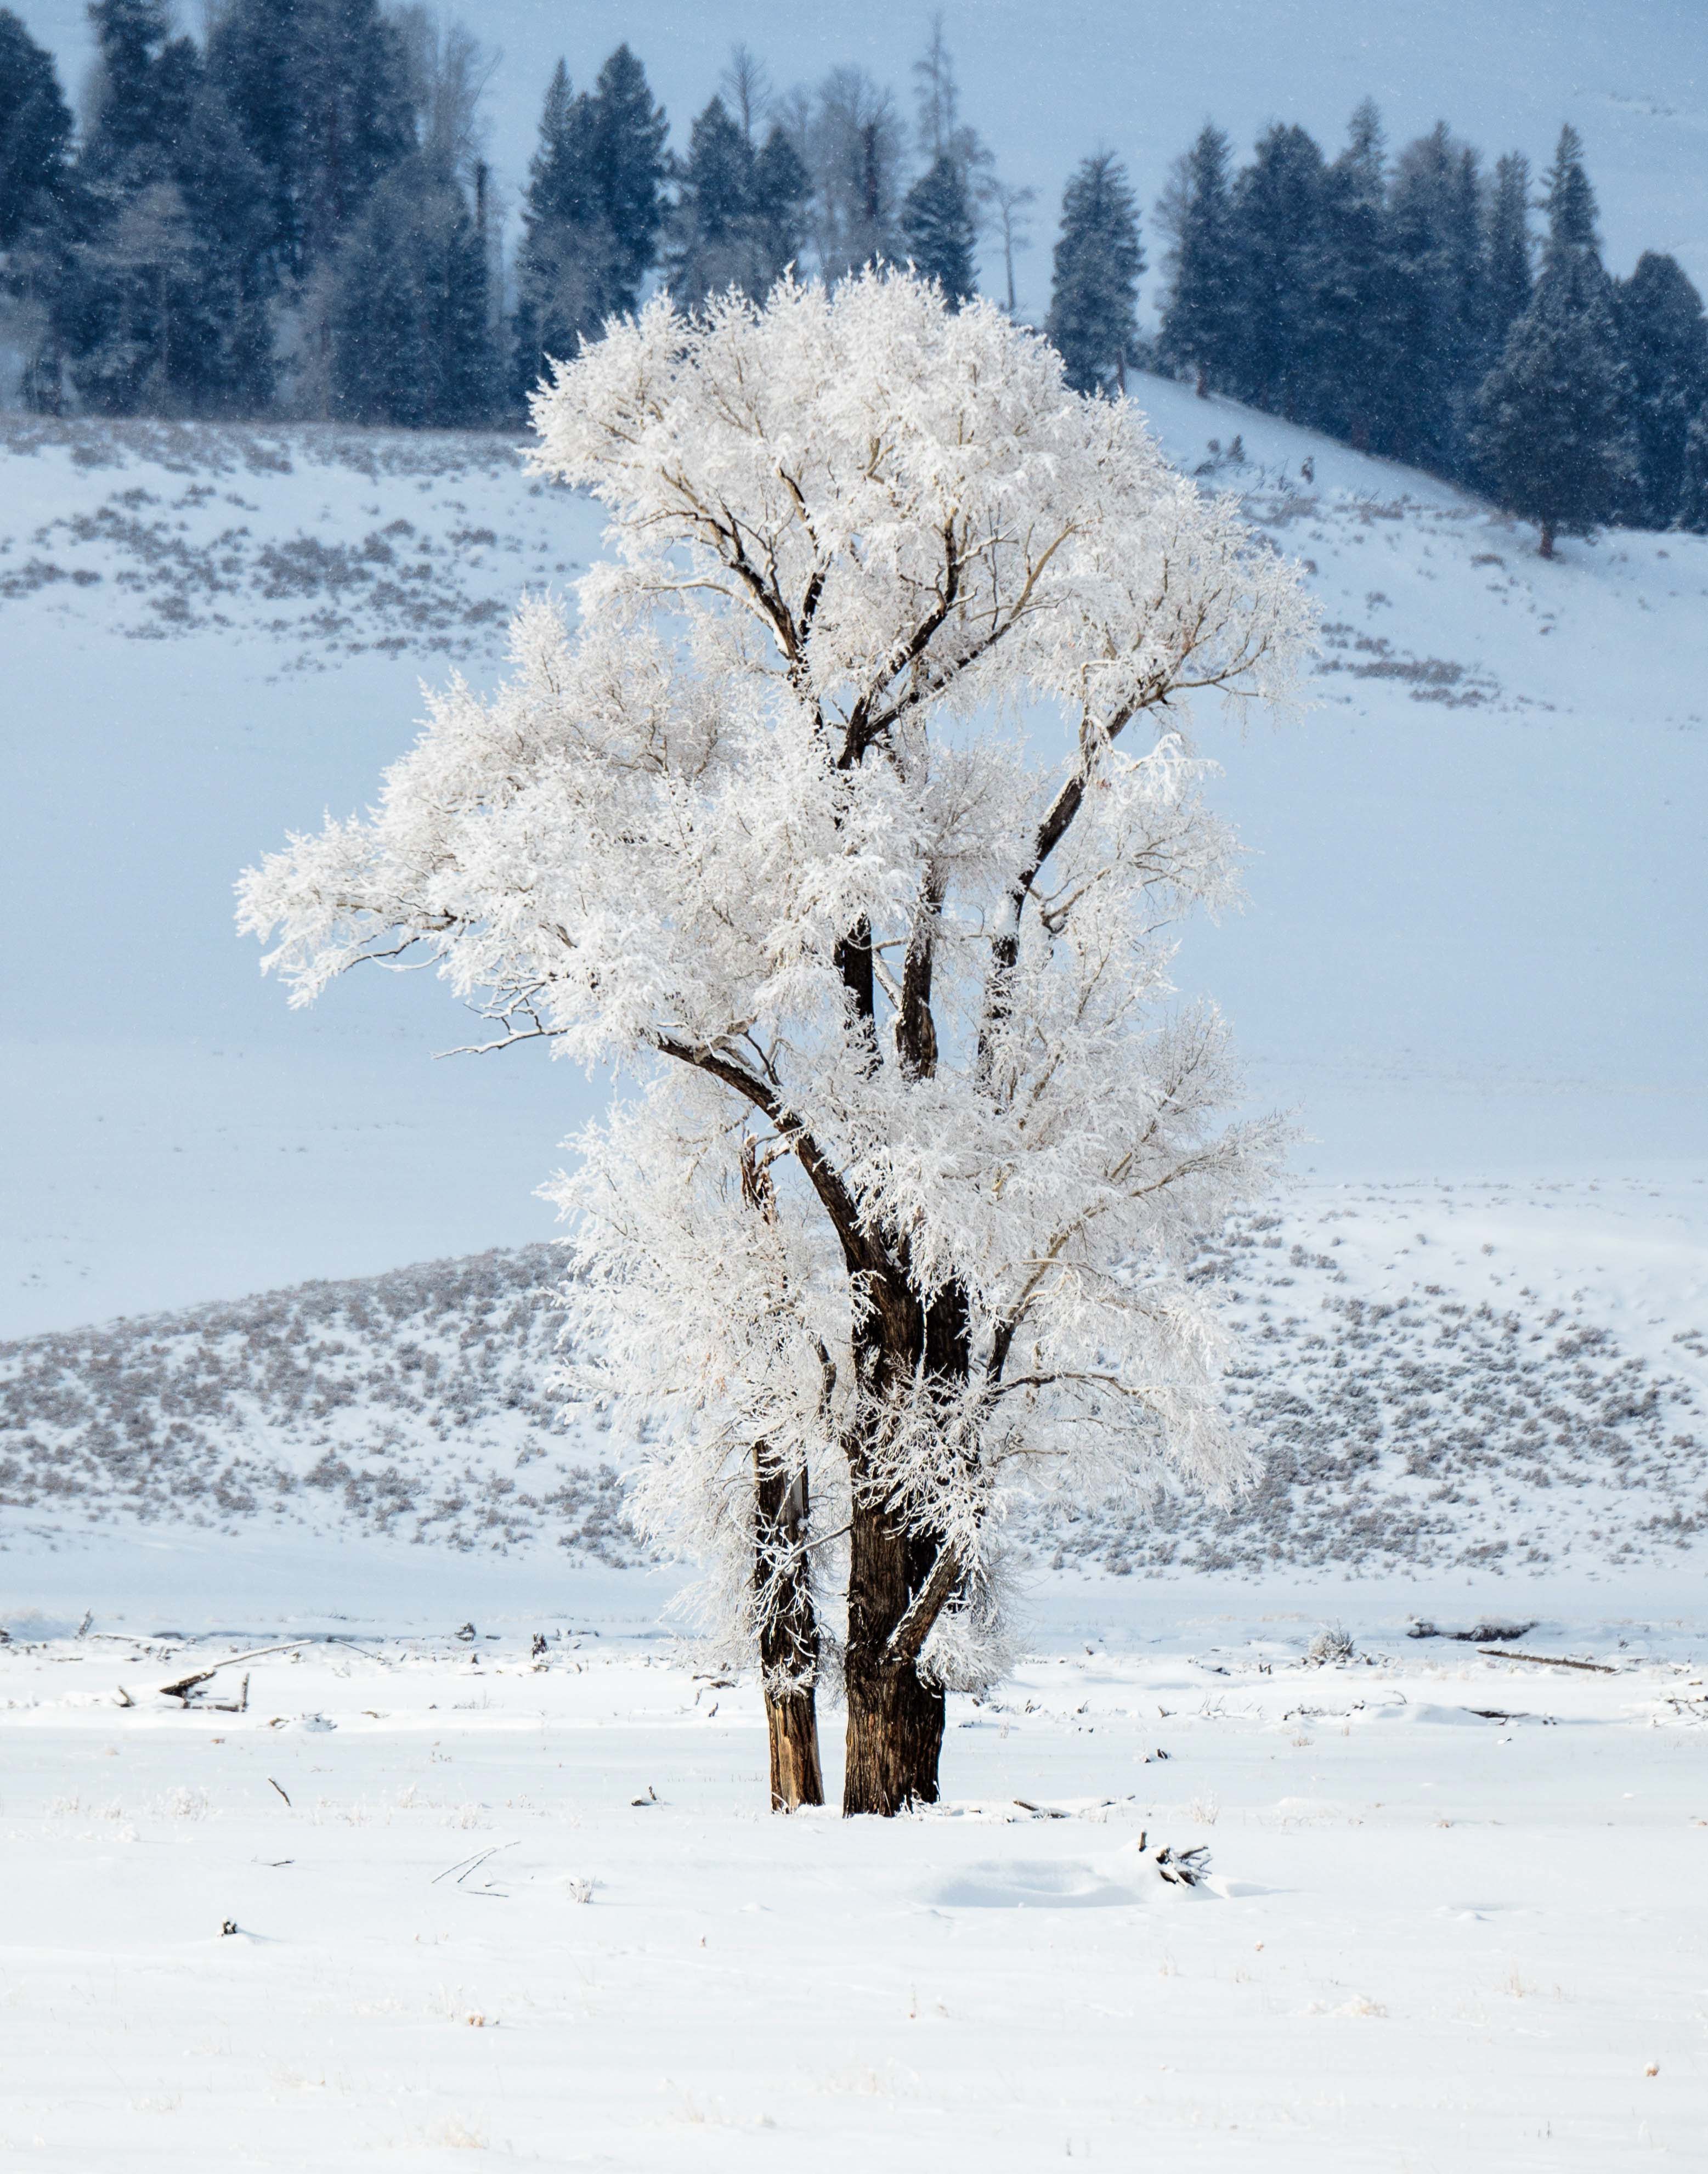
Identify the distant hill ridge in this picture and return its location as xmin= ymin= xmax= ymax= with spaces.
xmin=6 ymin=1187 xmax=1703 ymax=1583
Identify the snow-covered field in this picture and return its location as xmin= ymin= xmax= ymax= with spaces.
xmin=3 ymin=1613 xmax=1705 ymax=2169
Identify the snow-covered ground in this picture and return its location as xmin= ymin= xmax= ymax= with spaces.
xmin=2 ymin=1615 xmax=1704 ymax=2169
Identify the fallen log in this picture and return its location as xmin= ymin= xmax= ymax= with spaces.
xmin=159 ymin=1640 xmax=313 ymax=1702
xmin=1478 ymin=1647 xmax=1616 ymax=1674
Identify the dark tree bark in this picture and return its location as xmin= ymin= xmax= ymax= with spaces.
xmin=753 ymin=1451 xmax=824 ymax=1810
xmin=839 ymin=1270 xmax=968 ymax=1816
xmin=842 ymin=1517 xmax=947 ymax=1815
xmin=1538 ymin=518 xmax=1556 ymax=558
xmin=762 ymin=1678 xmax=823 ymax=1810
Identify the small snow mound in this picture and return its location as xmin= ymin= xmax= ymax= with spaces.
xmin=927 ymin=1859 xmax=1141 ymax=1910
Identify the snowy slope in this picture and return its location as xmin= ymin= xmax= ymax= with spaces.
xmin=16 ymin=0 xmax=1708 ymax=309
xmin=1 ymin=419 xmax=614 ymax=1338
xmin=3 ymin=382 xmax=1705 ymax=1342
xmin=6 ymin=1171 xmax=1704 ymax=1606
xmin=1135 ymin=376 xmax=1708 ymax=1179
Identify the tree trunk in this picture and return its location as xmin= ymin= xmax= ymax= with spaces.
xmin=763 ymin=1681 xmax=824 ymax=1810
xmin=839 ymin=1279 xmax=965 ymax=1816
xmin=842 ymin=1501 xmax=946 ymax=1815
xmin=1195 ymin=365 xmax=1208 ymax=399
xmin=754 ymin=1453 xmax=823 ymax=1810
xmin=1538 ymin=518 xmax=1556 ymax=559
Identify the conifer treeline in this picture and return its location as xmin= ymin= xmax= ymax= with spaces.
xmin=3 ymin=6 xmax=1705 ymax=542
xmin=1152 ymin=109 xmax=1708 ymax=544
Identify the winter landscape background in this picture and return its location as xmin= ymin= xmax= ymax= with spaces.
xmin=2 ymin=4 xmax=1707 ymax=2169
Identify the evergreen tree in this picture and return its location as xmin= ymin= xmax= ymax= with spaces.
xmin=749 ymin=126 xmax=810 ymax=286
xmin=511 ymin=61 xmax=618 ymax=399
xmin=80 ymin=1 xmax=188 ymax=177
xmin=0 ymin=8 xmax=75 ymax=406
xmin=901 ymin=151 xmax=976 ymax=303
xmin=330 ymin=158 xmax=492 ymax=426
xmin=589 ymin=44 xmax=668 ymax=306
xmin=1472 ymin=126 xmax=1634 ymax=556
xmin=512 ymin=48 xmax=666 ymax=398
xmin=1615 ymin=251 xmax=1708 ymax=527
xmin=207 ymin=0 xmax=413 ymax=280
xmin=62 ymin=3 xmax=276 ymax=415
xmin=664 ymin=104 xmax=805 ymax=308
xmin=163 ymin=77 xmax=277 ymax=413
xmin=1046 ymin=151 xmax=1143 ymax=394
xmin=202 ymin=0 xmax=294 ymax=267
xmin=0 ymin=9 xmax=72 ymax=246
xmin=1157 ymin=122 xmax=1238 ymax=397
xmin=1307 ymin=103 xmax=1410 ymax=450
xmin=1677 ymin=403 xmax=1708 ymax=533
xmin=1226 ymin=125 xmax=1325 ymax=418
xmin=1484 ymin=153 xmax=1532 ymax=355
xmin=1387 ymin=123 xmax=1485 ymax=473
xmin=666 ymin=96 xmax=754 ymax=304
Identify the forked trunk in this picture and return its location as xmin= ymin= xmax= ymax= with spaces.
xmin=754 ymin=1452 xmax=823 ymax=1810
xmin=838 ymin=1278 xmax=969 ymax=1815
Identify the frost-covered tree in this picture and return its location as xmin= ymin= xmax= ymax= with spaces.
xmin=238 ymin=272 xmax=1313 ymax=1815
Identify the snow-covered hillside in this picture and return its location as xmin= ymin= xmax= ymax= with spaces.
xmin=2 ymin=417 xmax=612 ymax=1339
xmin=0 ymin=414 xmax=595 ymax=656
xmin=7 ymin=1171 xmax=1704 ymax=1603
xmin=3 ymin=365 xmax=1704 ymax=1627
xmin=4 ymin=381 xmax=1703 ymax=1338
